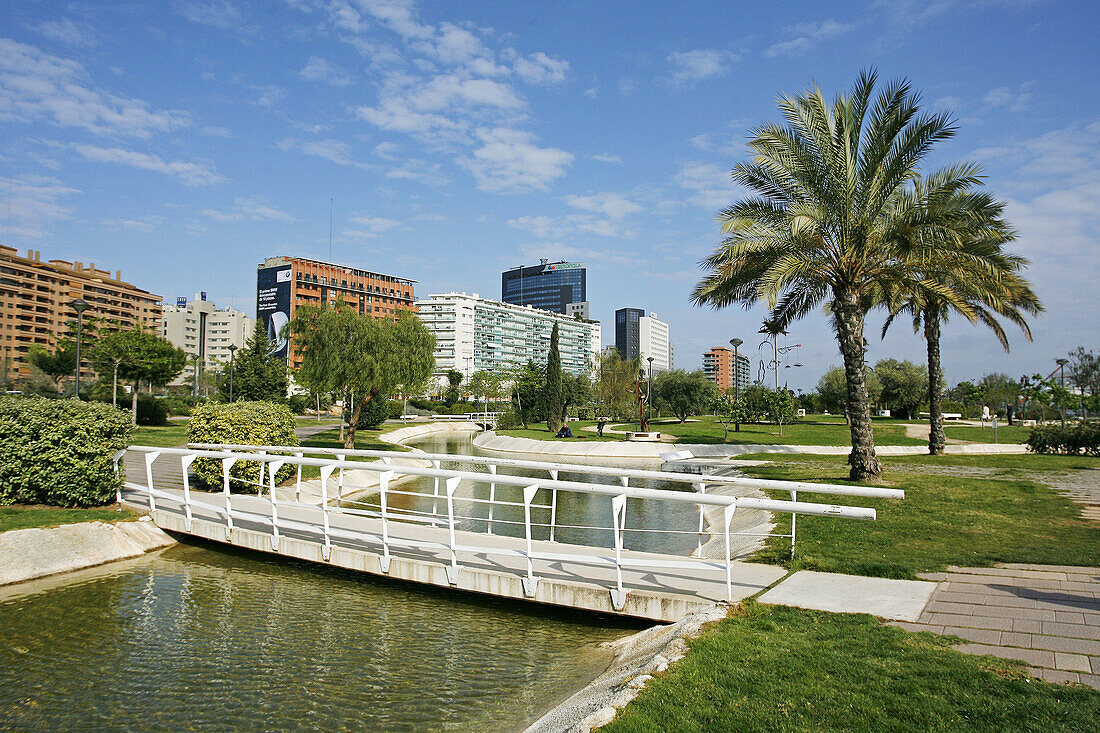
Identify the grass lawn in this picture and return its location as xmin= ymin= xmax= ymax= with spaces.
xmin=496 ymin=421 xmax=615 ymax=442
xmin=744 ymin=453 xmax=1100 ymax=577
xmin=0 ymin=504 xmax=139 ymax=533
xmin=620 ymin=417 xmax=926 ymax=446
xmin=131 ymin=422 xmax=192 ymax=447
xmin=945 ymin=423 xmax=1031 ymax=443
xmin=603 ymin=603 xmax=1099 ymax=733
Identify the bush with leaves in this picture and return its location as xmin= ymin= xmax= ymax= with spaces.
xmin=0 ymin=397 xmax=131 ymax=506
xmin=355 ymin=395 xmax=390 ymax=430
xmin=1027 ymin=421 xmax=1100 ymax=456
xmin=136 ymin=395 xmax=169 ymax=426
xmin=188 ymin=401 xmax=298 ymax=491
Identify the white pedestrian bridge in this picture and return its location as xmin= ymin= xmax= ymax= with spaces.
xmin=118 ymin=444 xmax=903 ymax=622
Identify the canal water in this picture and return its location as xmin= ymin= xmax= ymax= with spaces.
xmin=0 ymin=432 xmax=696 ymax=731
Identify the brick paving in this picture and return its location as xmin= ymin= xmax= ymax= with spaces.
xmin=891 ymin=564 xmax=1100 ymax=690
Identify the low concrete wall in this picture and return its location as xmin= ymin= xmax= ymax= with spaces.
xmin=381 ymin=420 xmax=483 ymax=447
xmin=474 ymin=432 xmax=667 ymax=460
xmin=0 ymin=518 xmax=175 ymax=586
xmin=475 ymin=432 xmax=1027 ymax=460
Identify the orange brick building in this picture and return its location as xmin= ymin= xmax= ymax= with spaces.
xmin=702 ymin=346 xmax=751 ymax=393
xmin=0 ymin=245 xmax=162 ymax=385
xmin=256 ymin=256 xmax=416 ymax=369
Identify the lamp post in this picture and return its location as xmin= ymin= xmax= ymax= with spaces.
xmin=1056 ymin=357 xmax=1069 ymax=427
xmin=729 ymin=338 xmax=743 ymax=432
xmin=646 ymin=356 xmax=654 ymax=430
xmin=228 ymin=344 xmax=238 ymax=403
xmin=68 ymin=298 xmax=90 ymax=399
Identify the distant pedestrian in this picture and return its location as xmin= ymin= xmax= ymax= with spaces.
xmin=597 ymin=418 xmax=606 ymax=437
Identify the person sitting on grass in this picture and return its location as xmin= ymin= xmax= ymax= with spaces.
xmin=555 ymin=424 xmax=573 ymax=438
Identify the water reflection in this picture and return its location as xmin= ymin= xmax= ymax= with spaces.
xmin=0 ymin=542 xmax=637 ymax=732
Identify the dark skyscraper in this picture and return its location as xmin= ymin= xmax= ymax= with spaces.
xmin=615 ymin=307 xmax=644 ymax=360
xmin=501 ymin=260 xmax=586 ymax=314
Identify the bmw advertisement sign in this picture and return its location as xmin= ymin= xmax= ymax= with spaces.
xmin=256 ymin=265 xmax=292 ymax=359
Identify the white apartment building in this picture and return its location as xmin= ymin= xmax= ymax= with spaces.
xmin=639 ymin=313 xmax=672 ymax=372
xmin=416 ymin=292 xmax=601 ymax=389
xmin=162 ymin=294 xmax=254 ymax=370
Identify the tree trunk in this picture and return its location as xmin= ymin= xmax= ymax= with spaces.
xmin=131 ymin=381 xmax=139 ymax=426
xmin=834 ymin=295 xmax=882 ymax=479
xmin=112 ymin=364 xmax=119 ymax=408
xmin=345 ymin=389 xmax=378 ymax=449
xmin=924 ymin=306 xmax=946 ymax=455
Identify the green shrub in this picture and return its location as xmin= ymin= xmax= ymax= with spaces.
xmin=287 ymin=394 xmax=311 ymax=415
xmin=355 ymin=397 xmax=389 ymax=430
xmin=160 ymin=395 xmax=193 ymax=417
xmin=136 ymin=394 xmax=169 ymax=426
xmin=387 ymin=400 xmax=403 ymax=419
xmin=1026 ymin=421 xmax=1100 ymax=456
xmin=0 ymin=397 xmax=132 ymax=507
xmin=188 ymin=401 xmax=299 ymax=491
xmin=494 ymin=409 xmax=521 ymax=430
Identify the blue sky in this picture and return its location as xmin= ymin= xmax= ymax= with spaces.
xmin=2 ymin=0 xmax=1097 ymax=392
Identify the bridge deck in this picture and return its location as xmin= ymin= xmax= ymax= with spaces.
xmin=121 ymin=478 xmax=786 ymax=622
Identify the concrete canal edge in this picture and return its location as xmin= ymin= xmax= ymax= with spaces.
xmin=525 ymin=603 xmax=729 ymax=733
xmin=0 ymin=517 xmax=175 ymax=586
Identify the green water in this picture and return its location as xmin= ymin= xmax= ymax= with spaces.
xmin=0 ymin=543 xmax=636 ymax=732
xmin=0 ymin=432 xmax=692 ymax=731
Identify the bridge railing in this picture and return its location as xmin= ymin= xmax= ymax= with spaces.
xmin=119 ymin=445 xmax=899 ymax=608
xmin=191 ymin=442 xmax=903 ymax=557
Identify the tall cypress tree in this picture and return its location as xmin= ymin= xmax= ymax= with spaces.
xmin=546 ymin=323 xmax=563 ymax=432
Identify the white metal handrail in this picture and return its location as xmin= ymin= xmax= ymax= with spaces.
xmin=118 ymin=445 xmax=891 ymax=609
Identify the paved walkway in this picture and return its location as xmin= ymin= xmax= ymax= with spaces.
xmin=892 ymin=564 xmax=1100 ymax=689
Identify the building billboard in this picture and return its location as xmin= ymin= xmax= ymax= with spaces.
xmin=256 ymin=265 xmax=292 ymax=359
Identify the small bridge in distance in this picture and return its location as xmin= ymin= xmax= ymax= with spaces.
xmin=119 ymin=444 xmax=903 ymax=622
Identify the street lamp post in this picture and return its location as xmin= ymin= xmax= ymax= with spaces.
xmin=69 ymin=298 xmax=90 ymax=399
xmin=729 ymin=338 xmax=743 ymax=432
xmin=1056 ymin=358 xmax=1069 ymax=427
xmin=646 ymin=356 xmax=654 ymax=431
xmin=228 ymin=344 xmax=238 ymax=403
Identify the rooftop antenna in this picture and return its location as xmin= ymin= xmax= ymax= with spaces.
xmin=328 ymin=197 xmax=333 ymax=262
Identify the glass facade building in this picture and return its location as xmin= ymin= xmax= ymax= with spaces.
xmin=501 ymin=260 xmax=586 ymax=314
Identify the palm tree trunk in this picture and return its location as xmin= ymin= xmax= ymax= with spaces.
xmin=834 ymin=296 xmax=882 ymax=479
xmin=924 ymin=306 xmax=946 ymax=455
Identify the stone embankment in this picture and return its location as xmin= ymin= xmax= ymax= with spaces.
xmin=0 ymin=517 xmax=175 ymax=586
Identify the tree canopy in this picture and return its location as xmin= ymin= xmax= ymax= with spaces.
xmin=290 ymin=304 xmax=434 ymax=448
xmin=654 ymin=370 xmax=716 ymax=423
xmin=220 ymin=321 xmax=288 ymax=403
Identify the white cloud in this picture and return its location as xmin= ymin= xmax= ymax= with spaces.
xmin=75 ymin=144 xmax=223 ymax=186
xmin=35 ymin=18 xmax=97 ymax=47
xmin=564 ymin=192 xmax=641 ymax=219
xmin=983 ymin=81 xmax=1035 ymax=112
xmin=357 ymin=98 xmax=466 ymax=134
xmin=103 ymin=216 xmax=162 ymax=233
xmin=766 ymin=19 xmax=855 ymax=57
xmin=667 ymin=50 xmax=732 ymax=84
xmin=278 ymin=138 xmax=362 ymax=167
xmin=591 ymin=153 xmax=622 ymax=164
xmin=176 ymin=1 xmax=244 ymax=30
xmin=342 ymin=213 xmax=401 ymax=238
xmin=2 ymin=174 xmax=79 ymax=239
xmin=460 ymin=127 xmax=573 ymax=193
xmin=0 ymin=38 xmax=189 ymax=138
xmin=201 ymin=196 xmax=295 ymax=222
xmin=674 ymin=161 xmax=739 ymax=208
xmin=513 ymin=52 xmax=569 ymax=84
xmin=299 ymin=56 xmax=351 ymax=86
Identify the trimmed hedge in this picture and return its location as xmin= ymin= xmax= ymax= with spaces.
xmin=136 ymin=394 xmax=169 ymax=426
xmin=1026 ymin=421 xmax=1100 ymax=456
xmin=188 ymin=401 xmax=299 ymax=491
xmin=355 ymin=397 xmax=389 ymax=430
xmin=0 ymin=397 xmax=132 ymax=507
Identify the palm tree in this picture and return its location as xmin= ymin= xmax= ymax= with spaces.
xmin=692 ymin=70 xmax=971 ymax=479
xmin=881 ymin=175 xmax=1041 ymax=454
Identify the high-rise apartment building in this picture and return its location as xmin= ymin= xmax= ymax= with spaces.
xmin=615 ymin=308 xmax=672 ymax=372
xmin=703 ymin=346 xmax=751 ymax=393
xmin=501 ymin=260 xmax=586 ymax=314
xmin=416 ymin=292 xmax=600 ymax=389
xmin=161 ymin=293 xmax=254 ymax=370
xmin=256 ymin=256 xmax=416 ymax=369
xmin=0 ymin=245 xmax=161 ymax=384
